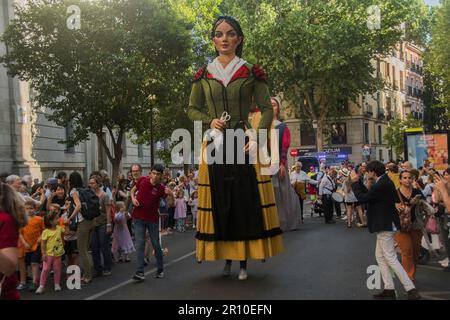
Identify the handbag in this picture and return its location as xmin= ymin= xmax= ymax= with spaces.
xmin=293 ymin=181 xmax=306 ymax=200
xmin=425 ymin=215 xmax=440 ymax=234
xmin=396 ymin=189 xmax=412 ymax=232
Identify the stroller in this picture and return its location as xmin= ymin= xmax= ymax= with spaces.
xmin=311 ymin=199 xmax=324 ymax=217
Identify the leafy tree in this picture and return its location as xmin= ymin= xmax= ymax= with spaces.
xmin=222 ymin=0 xmax=426 ymax=150
xmin=425 ymin=0 xmax=450 ymax=126
xmin=384 ymin=115 xmax=422 ymax=157
xmin=423 ymin=66 xmax=450 ymax=131
xmin=134 ymin=0 xmax=222 ymax=170
xmin=1 ymin=0 xmax=192 ymax=183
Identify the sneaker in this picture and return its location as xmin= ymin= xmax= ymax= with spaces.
xmin=102 ymin=270 xmax=112 ymax=276
xmin=341 ymin=216 xmax=347 ymax=220
xmin=407 ymin=288 xmax=421 ymax=300
xmin=373 ymin=289 xmax=396 ymax=300
xmin=132 ymin=272 xmax=145 ymax=281
xmin=54 ymin=284 xmax=62 ymax=292
xmin=223 ymin=263 xmax=231 ymax=277
xmin=17 ymin=283 xmax=27 ymax=290
xmin=35 ymin=286 xmax=45 ymax=295
xmin=144 ymin=258 xmax=149 ymax=266
xmin=439 ymin=258 xmax=449 ymax=266
xmin=238 ymin=268 xmax=248 ymax=281
xmin=154 ymin=271 xmax=164 ymax=278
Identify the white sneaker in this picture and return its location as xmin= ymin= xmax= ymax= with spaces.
xmin=35 ymin=286 xmax=45 ymax=295
xmin=223 ymin=263 xmax=231 ymax=277
xmin=238 ymin=268 xmax=248 ymax=280
xmin=54 ymin=284 xmax=62 ymax=292
xmin=341 ymin=216 xmax=347 ymax=220
xmin=439 ymin=258 xmax=449 ymax=265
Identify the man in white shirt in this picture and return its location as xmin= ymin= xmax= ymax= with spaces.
xmin=318 ymin=168 xmax=337 ymax=224
xmin=290 ymin=162 xmax=318 ymax=222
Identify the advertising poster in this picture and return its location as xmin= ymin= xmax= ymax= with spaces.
xmin=406 ymin=132 xmax=449 ymax=170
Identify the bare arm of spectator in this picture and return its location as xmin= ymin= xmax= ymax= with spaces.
xmin=119 ymin=190 xmax=128 ymax=199
xmin=46 ymin=191 xmax=56 ymax=212
xmin=68 ymin=191 xmax=82 ymax=221
xmin=435 ymin=175 xmax=450 ymax=212
xmin=105 ymin=196 xmax=112 ymax=234
xmin=130 ymin=185 xmax=139 ymax=207
xmin=0 ymin=248 xmax=18 ymax=276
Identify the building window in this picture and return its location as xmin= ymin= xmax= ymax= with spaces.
xmin=378 ymin=125 xmax=382 ymax=145
xmin=300 ymin=126 xmax=316 ymax=146
xmin=379 ymin=149 xmax=383 ymax=161
xmin=388 ymin=149 xmax=393 ymax=161
xmin=330 ymin=123 xmax=347 ymax=145
xmin=138 ymin=144 xmax=143 ymax=158
xmin=400 ymin=71 xmax=404 ymax=91
xmin=392 ymin=66 xmax=396 ymax=87
xmin=364 ymin=123 xmax=369 ymax=144
xmin=65 ymin=121 xmax=75 ymax=153
xmin=376 ymin=91 xmax=381 ymax=115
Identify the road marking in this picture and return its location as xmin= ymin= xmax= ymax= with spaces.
xmin=419 ymin=291 xmax=450 ymax=300
xmin=85 ymin=250 xmax=196 ymax=300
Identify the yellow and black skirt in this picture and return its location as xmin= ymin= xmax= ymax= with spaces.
xmin=196 ymin=135 xmax=284 ymax=261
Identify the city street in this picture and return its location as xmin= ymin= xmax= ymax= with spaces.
xmin=20 ymin=203 xmax=450 ymax=300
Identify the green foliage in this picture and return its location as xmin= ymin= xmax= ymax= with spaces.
xmin=0 ymin=0 xmax=192 ymax=179
xmin=222 ymin=0 xmax=417 ymax=149
xmin=384 ymin=115 xmax=423 ymax=156
xmin=425 ymin=0 xmax=450 ymax=124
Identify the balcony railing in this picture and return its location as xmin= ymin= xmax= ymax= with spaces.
xmin=408 ymin=86 xmax=413 ymax=96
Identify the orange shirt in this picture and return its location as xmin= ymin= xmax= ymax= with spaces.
xmin=21 ymin=215 xmax=45 ymax=253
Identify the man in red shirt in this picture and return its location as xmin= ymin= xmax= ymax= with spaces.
xmin=131 ymin=164 xmax=170 ymax=281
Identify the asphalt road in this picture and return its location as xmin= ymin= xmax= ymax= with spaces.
xmin=20 ymin=203 xmax=450 ymax=300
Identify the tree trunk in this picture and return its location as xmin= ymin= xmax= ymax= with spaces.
xmin=111 ymin=158 xmax=122 ymax=189
xmin=111 ymin=138 xmax=123 ymax=187
xmin=150 ymin=104 xmax=154 ymax=168
xmin=316 ymin=119 xmax=325 ymax=151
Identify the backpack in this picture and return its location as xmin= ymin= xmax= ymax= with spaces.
xmin=78 ymin=188 xmax=101 ymax=220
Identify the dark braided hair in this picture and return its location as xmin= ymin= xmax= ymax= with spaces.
xmin=211 ymin=15 xmax=244 ymax=57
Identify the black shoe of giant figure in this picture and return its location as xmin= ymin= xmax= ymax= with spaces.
xmin=407 ymin=289 xmax=421 ymax=300
xmin=373 ymin=289 xmax=396 ymax=300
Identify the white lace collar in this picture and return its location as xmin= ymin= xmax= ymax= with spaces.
xmin=207 ymin=56 xmax=247 ymax=87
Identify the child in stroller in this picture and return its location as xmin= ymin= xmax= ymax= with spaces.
xmin=311 ymin=198 xmax=323 ymax=217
